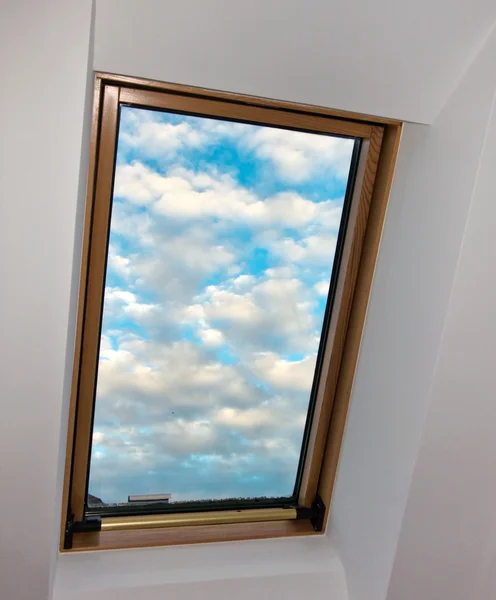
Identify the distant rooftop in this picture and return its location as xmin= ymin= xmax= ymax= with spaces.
xmin=128 ymin=493 xmax=171 ymax=503
xmin=87 ymin=493 xmax=104 ymax=505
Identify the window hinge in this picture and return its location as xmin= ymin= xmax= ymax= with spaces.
xmin=294 ymin=495 xmax=326 ymax=532
xmin=64 ymin=513 xmax=74 ymax=550
xmin=64 ymin=514 xmax=102 ymax=550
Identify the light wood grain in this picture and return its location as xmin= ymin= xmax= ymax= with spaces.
xmin=70 ymin=85 xmax=120 ymax=522
xmin=317 ymin=124 xmax=403 ymax=516
xmin=119 ymin=87 xmax=372 ymax=139
xmin=298 ymin=128 xmax=384 ymax=507
xmin=59 ymin=77 xmax=104 ymax=548
xmin=70 ymin=519 xmax=317 ymax=551
xmin=98 ymin=72 xmax=401 ymax=127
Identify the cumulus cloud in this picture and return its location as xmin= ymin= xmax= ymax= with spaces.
xmin=115 ymin=162 xmax=339 ymax=229
xmin=95 ymin=337 xmax=256 ymax=417
xmin=108 ymin=245 xmax=132 ymax=279
xmin=198 ymin=328 xmax=225 ymax=347
xmin=247 ymin=127 xmax=355 ymax=182
xmin=268 ymin=233 xmax=338 ymax=265
xmin=214 ymin=406 xmax=276 ymax=429
xmin=103 ymin=288 xmax=158 ymax=319
xmin=117 ymin=106 xmax=354 ymax=184
xmin=314 ymin=280 xmax=330 ymax=296
xmin=90 ymin=332 xmax=308 ymax=501
xmin=250 ymin=352 xmax=318 ymax=392
xmin=119 ymin=106 xmax=206 ymax=161
xmin=185 ymin=275 xmax=319 ymax=355
xmin=88 ymin=105 xmax=351 ymax=504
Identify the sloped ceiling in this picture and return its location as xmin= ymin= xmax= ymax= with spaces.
xmin=94 ymin=0 xmax=496 ymax=124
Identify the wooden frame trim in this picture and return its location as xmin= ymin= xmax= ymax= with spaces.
xmin=98 ymin=71 xmax=402 ymax=127
xmin=317 ymin=124 xmax=402 ymax=515
xmin=60 ymin=77 xmax=107 ymax=543
xmin=62 ymin=73 xmax=402 ymax=552
xmin=72 ymin=519 xmax=315 ymax=552
xmin=298 ymin=127 xmax=384 ymax=506
xmin=70 ymin=85 xmax=120 ymax=522
xmin=119 ymin=87 xmax=373 ymax=139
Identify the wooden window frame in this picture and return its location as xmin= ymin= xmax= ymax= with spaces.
xmin=61 ymin=73 xmax=402 ymax=552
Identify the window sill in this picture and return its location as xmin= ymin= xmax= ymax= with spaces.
xmin=53 ymin=534 xmax=347 ymax=600
xmin=69 ymin=518 xmax=318 ymax=552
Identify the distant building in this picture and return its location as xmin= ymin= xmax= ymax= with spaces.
xmin=87 ymin=493 xmax=105 ymax=505
xmin=128 ymin=493 xmax=171 ymax=503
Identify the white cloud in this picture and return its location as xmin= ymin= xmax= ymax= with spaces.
xmin=88 ymin=107 xmax=351 ymax=503
xmin=186 ymin=275 xmax=319 ymax=354
xmin=95 ymin=336 xmax=255 ymax=415
xmin=231 ymin=274 xmax=257 ymax=289
xmin=314 ymin=280 xmax=330 ymax=296
xmin=199 ymin=288 xmax=259 ymax=324
xmin=251 ymin=436 xmax=301 ymax=459
xmin=250 ymin=352 xmax=317 ymax=392
xmin=103 ymin=288 xmax=158 ymax=321
xmin=198 ymin=328 xmax=225 ymax=347
xmin=117 ymin=106 xmax=354 ymax=185
xmin=214 ymin=406 xmax=275 ymax=429
xmin=109 ymin=201 xmax=154 ymax=245
xmin=114 ymin=162 xmax=164 ymax=205
xmin=247 ymin=127 xmax=354 ymax=182
xmin=150 ymin=419 xmax=217 ymax=454
xmin=115 ymin=162 xmax=339 ymax=229
xmin=91 ymin=329 xmax=312 ymax=502
xmin=108 ymin=245 xmax=131 ymax=278
xmin=269 ymin=233 xmax=338 ymax=265
xmin=93 ymin=431 xmax=105 ymax=444
xmin=120 ymin=107 xmax=206 ymax=160
xmin=134 ymin=238 xmax=235 ymax=308
xmin=105 ymin=224 xmax=237 ymax=308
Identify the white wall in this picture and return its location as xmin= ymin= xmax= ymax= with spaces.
xmin=329 ymin=26 xmax=496 ymax=600
xmin=55 ymin=571 xmax=341 ymax=600
xmin=386 ymin=37 xmax=496 ymax=600
xmin=0 ymin=1 xmax=94 ymax=600
xmin=54 ymin=537 xmax=347 ymax=600
xmin=94 ymin=0 xmax=496 ymax=124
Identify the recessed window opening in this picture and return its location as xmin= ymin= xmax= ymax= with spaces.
xmin=85 ymin=104 xmax=359 ymax=519
xmin=63 ymin=75 xmax=398 ymax=550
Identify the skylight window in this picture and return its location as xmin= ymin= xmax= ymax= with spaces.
xmin=87 ymin=105 xmax=356 ymax=509
xmin=63 ymin=74 xmax=399 ymax=551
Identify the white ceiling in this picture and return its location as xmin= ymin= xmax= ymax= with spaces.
xmin=95 ymin=0 xmax=496 ymax=123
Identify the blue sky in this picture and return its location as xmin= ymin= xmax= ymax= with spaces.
xmin=88 ymin=106 xmax=354 ymax=504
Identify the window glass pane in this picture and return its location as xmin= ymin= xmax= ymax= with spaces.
xmin=87 ymin=105 xmax=356 ymax=507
